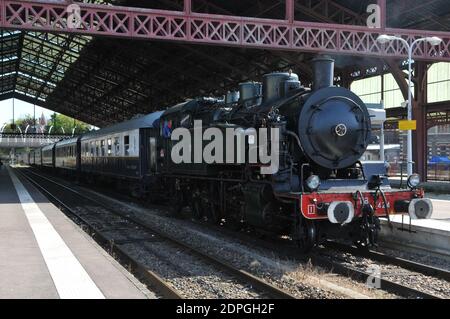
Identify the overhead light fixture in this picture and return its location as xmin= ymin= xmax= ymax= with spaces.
xmin=376 ymin=34 xmax=395 ymax=44
xmin=425 ymin=36 xmax=443 ymax=46
xmin=407 ymin=173 xmax=421 ymax=189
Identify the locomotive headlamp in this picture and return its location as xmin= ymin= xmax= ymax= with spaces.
xmin=306 ymin=175 xmax=320 ymax=192
xmin=407 ymin=174 xmax=420 ymax=189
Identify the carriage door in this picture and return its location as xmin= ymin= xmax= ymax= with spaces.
xmin=149 ymin=136 xmax=157 ymax=173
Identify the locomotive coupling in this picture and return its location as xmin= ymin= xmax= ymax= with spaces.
xmin=327 ymin=201 xmax=354 ymax=224
xmin=394 ymin=198 xmax=433 ymax=219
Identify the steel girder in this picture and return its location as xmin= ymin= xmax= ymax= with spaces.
xmin=0 ymin=0 xmax=449 ymax=62
xmin=387 ymin=102 xmax=450 ymax=129
xmin=427 ymin=110 xmax=450 ymax=128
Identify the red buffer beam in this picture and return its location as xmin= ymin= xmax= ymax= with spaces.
xmin=1 ymin=0 xmax=450 ymax=61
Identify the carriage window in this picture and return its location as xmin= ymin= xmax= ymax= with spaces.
xmin=107 ymin=138 xmax=112 ymax=156
xmin=114 ymin=137 xmax=120 ymax=155
xmin=95 ymin=141 xmax=99 ymax=156
xmin=101 ymin=140 xmax=106 ymax=156
xmin=149 ymin=137 xmax=156 ymax=172
xmin=124 ymin=135 xmax=130 ymax=156
xmin=90 ymin=141 xmax=94 ymax=157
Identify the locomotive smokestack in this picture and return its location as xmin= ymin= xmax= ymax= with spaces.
xmin=312 ymin=55 xmax=335 ymax=90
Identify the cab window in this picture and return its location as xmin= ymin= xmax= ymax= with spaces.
xmin=124 ymin=135 xmax=130 ymax=156
xmin=107 ymin=138 xmax=112 ymax=156
xmin=101 ymin=140 xmax=105 ymax=156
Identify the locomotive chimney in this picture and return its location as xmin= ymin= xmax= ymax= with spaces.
xmin=312 ymin=55 xmax=335 ymax=90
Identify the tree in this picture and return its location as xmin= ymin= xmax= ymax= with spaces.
xmin=1 ymin=114 xmax=37 ymax=133
xmin=47 ymin=113 xmax=91 ymax=135
xmin=15 ymin=114 xmax=36 ymax=131
xmin=2 ymin=113 xmax=92 ymax=135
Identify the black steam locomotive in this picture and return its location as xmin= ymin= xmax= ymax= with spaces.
xmin=27 ymin=56 xmax=432 ymax=251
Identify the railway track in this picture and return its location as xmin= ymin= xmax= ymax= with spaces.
xmin=310 ymin=249 xmax=446 ymax=299
xmin=223 ymin=227 xmax=449 ymax=299
xmin=156 ymin=202 xmax=448 ymax=299
xmin=203 ymin=224 xmax=447 ymax=299
xmin=17 ymin=167 xmax=450 ymax=299
xmin=16 ymin=167 xmax=296 ymax=299
xmin=231 ymin=232 xmax=449 ymax=299
xmin=174 ymin=210 xmax=448 ymax=299
xmin=324 ymin=241 xmax=450 ymax=282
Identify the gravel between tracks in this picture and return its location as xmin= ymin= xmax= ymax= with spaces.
xmin=319 ymin=249 xmax=450 ymax=298
xmin=376 ymin=245 xmax=450 ymax=271
xmin=122 ymin=242 xmax=262 ymax=299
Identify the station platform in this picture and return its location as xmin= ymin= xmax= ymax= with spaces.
xmin=0 ymin=165 xmax=152 ymax=299
xmin=380 ymin=197 xmax=450 ymax=257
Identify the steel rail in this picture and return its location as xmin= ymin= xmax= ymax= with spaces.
xmin=324 ymin=240 xmax=450 ymax=282
xmin=309 ymin=253 xmax=441 ymax=299
xmin=17 ymin=167 xmax=296 ymax=299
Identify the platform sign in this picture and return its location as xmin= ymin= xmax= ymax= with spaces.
xmin=398 ymin=120 xmax=416 ymax=131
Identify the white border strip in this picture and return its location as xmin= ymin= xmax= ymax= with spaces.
xmin=8 ymin=167 xmax=105 ymax=299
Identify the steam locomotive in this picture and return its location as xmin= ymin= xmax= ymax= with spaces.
xmin=26 ymin=55 xmax=432 ymax=251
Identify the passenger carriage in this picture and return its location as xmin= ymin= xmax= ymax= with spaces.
xmin=33 ymin=148 xmax=42 ymax=166
xmin=55 ymin=137 xmax=81 ymax=173
xmin=41 ymin=144 xmax=55 ymax=168
xmin=79 ymin=112 xmax=163 ymax=196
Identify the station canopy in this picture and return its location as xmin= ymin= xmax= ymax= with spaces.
xmin=1 ymin=0 xmax=449 ymax=127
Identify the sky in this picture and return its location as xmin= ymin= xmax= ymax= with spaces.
xmin=0 ymin=98 xmax=58 ymax=125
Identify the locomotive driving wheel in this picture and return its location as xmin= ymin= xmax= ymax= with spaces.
xmin=295 ymin=218 xmax=317 ymax=253
xmin=191 ymin=197 xmax=203 ymax=220
xmin=168 ymin=179 xmax=184 ymax=217
xmin=204 ymin=200 xmax=220 ymax=224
